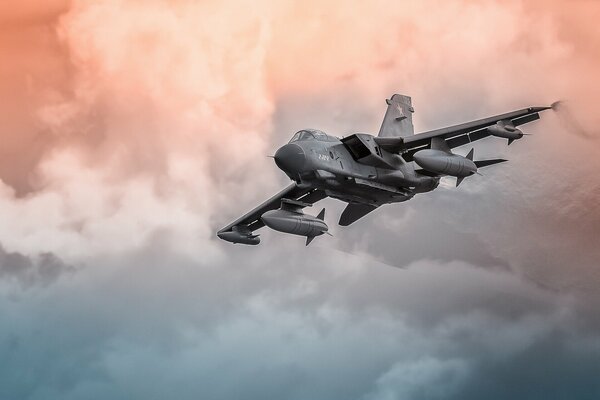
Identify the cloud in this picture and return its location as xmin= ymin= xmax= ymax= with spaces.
xmin=0 ymin=243 xmax=73 ymax=288
xmin=0 ymin=0 xmax=599 ymax=398
xmin=0 ymin=246 xmax=598 ymax=400
xmin=0 ymin=0 xmax=282 ymax=261
xmin=0 ymin=1 xmax=68 ymax=26
xmin=364 ymin=357 xmax=470 ymax=400
xmin=0 ymin=0 xmax=72 ymax=194
xmin=1 ymin=0 xmax=598 ymax=265
xmin=552 ymin=101 xmax=599 ymax=139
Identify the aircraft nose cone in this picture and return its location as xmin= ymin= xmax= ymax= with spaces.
xmin=274 ymin=144 xmax=306 ymax=175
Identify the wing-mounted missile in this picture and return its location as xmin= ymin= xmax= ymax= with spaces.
xmin=413 ymin=138 xmax=478 ymax=182
xmin=413 ymin=140 xmax=507 ymax=187
xmin=261 ymin=199 xmax=329 ymax=246
xmin=487 ymin=120 xmax=529 ymax=145
xmin=217 ymin=225 xmax=260 ymax=245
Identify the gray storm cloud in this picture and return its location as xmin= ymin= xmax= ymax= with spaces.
xmin=0 ymin=244 xmax=73 ymax=288
xmin=1 ymin=245 xmax=598 ymax=399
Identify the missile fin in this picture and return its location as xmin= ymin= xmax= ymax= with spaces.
xmin=466 ymin=148 xmax=474 ymax=161
xmin=306 ymin=236 xmax=316 ymax=246
xmin=316 ymin=208 xmax=325 ymax=221
xmin=508 ymin=138 xmax=514 ymax=145
xmin=474 ymin=159 xmax=507 ymax=168
xmin=430 ymin=137 xmax=452 ymax=154
xmin=456 ymin=177 xmax=465 ymax=187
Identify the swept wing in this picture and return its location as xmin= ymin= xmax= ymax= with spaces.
xmin=375 ymin=105 xmax=552 ymax=159
xmin=218 ymin=184 xmax=327 ymax=236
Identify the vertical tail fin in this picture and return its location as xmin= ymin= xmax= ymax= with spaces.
xmin=378 ymin=94 xmax=414 ymax=138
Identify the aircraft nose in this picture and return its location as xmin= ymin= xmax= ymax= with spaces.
xmin=274 ymin=144 xmax=306 ymax=174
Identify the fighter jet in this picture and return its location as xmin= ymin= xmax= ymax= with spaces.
xmin=217 ymin=94 xmax=553 ymax=246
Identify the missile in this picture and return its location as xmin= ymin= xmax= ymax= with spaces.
xmin=413 ymin=149 xmax=477 ymax=178
xmin=261 ymin=199 xmax=328 ymax=245
xmin=487 ymin=121 xmax=525 ymax=145
xmin=217 ymin=226 xmax=260 ymax=245
xmin=414 ymin=144 xmax=507 ymax=186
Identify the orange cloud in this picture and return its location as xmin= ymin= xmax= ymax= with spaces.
xmin=0 ymin=0 xmax=597 ymax=266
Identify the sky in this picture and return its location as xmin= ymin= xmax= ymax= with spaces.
xmin=1 ymin=0 xmax=599 ymax=399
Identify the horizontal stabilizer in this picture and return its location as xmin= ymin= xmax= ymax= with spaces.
xmin=474 ymin=159 xmax=507 ymax=168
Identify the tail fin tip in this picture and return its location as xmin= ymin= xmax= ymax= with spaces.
xmin=378 ymin=94 xmax=414 ymax=138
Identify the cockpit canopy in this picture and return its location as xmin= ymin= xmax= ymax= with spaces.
xmin=289 ymin=129 xmax=337 ymax=143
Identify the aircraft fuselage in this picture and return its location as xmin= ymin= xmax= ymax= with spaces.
xmin=273 ymin=131 xmax=439 ymax=207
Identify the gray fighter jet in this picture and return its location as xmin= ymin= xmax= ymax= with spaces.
xmin=218 ymin=94 xmax=553 ymax=246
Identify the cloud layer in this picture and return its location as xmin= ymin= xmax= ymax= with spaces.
xmin=0 ymin=0 xmax=599 ymax=398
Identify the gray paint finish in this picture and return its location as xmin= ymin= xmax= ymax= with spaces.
xmin=218 ymin=94 xmax=553 ymax=245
